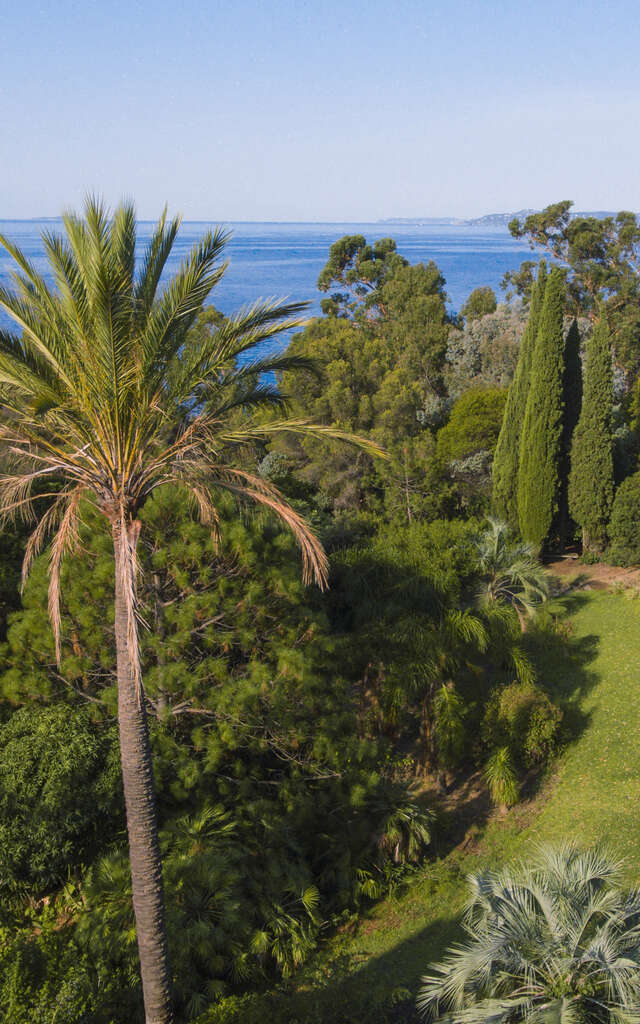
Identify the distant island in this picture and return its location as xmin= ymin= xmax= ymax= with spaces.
xmin=378 ymin=209 xmax=619 ymax=227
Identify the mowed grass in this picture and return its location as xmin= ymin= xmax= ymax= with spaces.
xmin=234 ymin=589 xmax=640 ymax=1023
xmin=530 ymin=589 xmax=640 ymax=871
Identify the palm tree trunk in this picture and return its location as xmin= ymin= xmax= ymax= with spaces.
xmin=113 ymin=524 xmax=174 ymax=1024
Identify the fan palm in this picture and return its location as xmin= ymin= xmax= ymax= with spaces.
xmin=475 ymin=518 xmax=550 ymax=629
xmin=418 ymin=844 xmax=640 ymax=1024
xmin=0 ymin=199 xmax=379 ymax=1024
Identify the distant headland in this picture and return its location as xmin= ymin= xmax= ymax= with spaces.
xmin=378 ymin=209 xmax=619 ymax=227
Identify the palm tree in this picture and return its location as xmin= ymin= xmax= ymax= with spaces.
xmin=0 ymin=199 xmax=378 ymax=1023
xmin=418 ymin=844 xmax=640 ymax=1024
xmin=475 ymin=518 xmax=550 ymax=629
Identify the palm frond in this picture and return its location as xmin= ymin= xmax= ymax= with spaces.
xmin=47 ymin=487 xmax=86 ymax=661
xmin=418 ymin=845 xmax=640 ymax=1023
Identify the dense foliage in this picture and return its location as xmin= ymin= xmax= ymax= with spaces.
xmin=608 ymin=470 xmax=640 ymax=565
xmin=518 ymin=268 xmax=570 ymax=549
xmin=0 ymin=706 xmax=122 ymax=898
xmin=492 ymin=262 xmax=547 ymax=527
xmin=278 ymin=252 xmax=453 ymax=521
xmin=508 ymin=201 xmax=640 ymax=376
xmin=436 ymin=388 xmax=506 ymax=463
xmin=569 ymin=316 xmax=615 ymax=550
xmin=3 ymin=213 xmax=638 ymax=1022
xmin=444 ymin=300 xmax=526 ymax=398
xmin=0 ymin=478 xmax=560 ymax=1019
xmin=459 ymin=286 xmax=497 ymax=322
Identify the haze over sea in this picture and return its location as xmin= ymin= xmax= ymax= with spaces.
xmin=0 ymin=220 xmax=535 ymax=346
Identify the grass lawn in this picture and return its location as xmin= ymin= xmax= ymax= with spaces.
xmin=205 ymin=589 xmax=640 ymax=1023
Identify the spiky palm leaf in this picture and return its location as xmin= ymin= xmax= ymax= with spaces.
xmin=475 ymin=518 xmax=550 ymax=627
xmin=418 ymin=844 xmax=640 ymax=1024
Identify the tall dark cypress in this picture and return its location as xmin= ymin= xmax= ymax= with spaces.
xmin=568 ymin=316 xmax=615 ymax=551
xmin=518 ymin=267 xmax=566 ymax=550
xmin=492 ymin=261 xmax=547 ymax=527
xmin=557 ymin=318 xmax=583 ymax=543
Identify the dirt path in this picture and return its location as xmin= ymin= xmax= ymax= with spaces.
xmin=546 ymin=554 xmax=640 ymax=590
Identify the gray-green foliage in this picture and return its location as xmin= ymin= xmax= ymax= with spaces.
xmin=417 ymin=845 xmax=640 ymax=1024
xmin=444 ymin=301 xmax=527 ymax=399
xmin=569 ymin=317 xmax=614 ymax=550
xmin=475 ymin=518 xmax=550 ymax=625
xmin=492 ymin=263 xmax=547 ymax=527
xmin=518 ymin=267 xmax=566 ymax=549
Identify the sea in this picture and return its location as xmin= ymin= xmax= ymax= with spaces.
xmin=0 ymin=220 xmax=536 ymax=344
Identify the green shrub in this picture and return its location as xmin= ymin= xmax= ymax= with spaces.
xmin=436 ymin=388 xmax=507 ymax=463
xmin=460 ymin=286 xmax=497 ymax=323
xmin=580 ymin=550 xmax=602 ymax=565
xmin=0 ymin=705 xmax=122 ymax=897
xmin=481 ymin=682 xmax=562 ymax=768
xmin=608 ymin=471 xmax=640 ymax=565
xmin=0 ymin=915 xmax=137 ymax=1024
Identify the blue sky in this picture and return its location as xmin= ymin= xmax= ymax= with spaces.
xmin=2 ymin=0 xmax=639 ymax=219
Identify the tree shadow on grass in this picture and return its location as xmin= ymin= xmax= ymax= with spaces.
xmin=422 ymin=591 xmax=602 ymax=860
xmin=524 ymin=591 xmax=601 ymax=743
xmin=239 ymin=910 xmax=463 ymax=1024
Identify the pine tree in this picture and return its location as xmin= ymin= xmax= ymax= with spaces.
xmin=557 ymin=318 xmax=583 ymax=542
xmin=518 ymin=267 xmax=566 ymax=550
xmin=568 ymin=316 xmax=614 ymax=551
xmin=492 ymin=261 xmax=547 ymax=526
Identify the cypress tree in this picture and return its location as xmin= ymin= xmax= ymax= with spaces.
xmin=492 ymin=261 xmax=547 ymax=527
xmin=518 ymin=267 xmax=566 ymax=550
xmin=557 ymin=318 xmax=583 ymax=543
xmin=568 ymin=316 xmax=614 ymax=551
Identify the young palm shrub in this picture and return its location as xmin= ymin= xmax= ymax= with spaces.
xmin=484 ymin=746 xmax=519 ymax=811
xmin=475 ymin=518 xmax=550 ymax=630
xmin=417 ymin=844 xmax=640 ymax=1024
xmin=374 ymin=797 xmax=434 ymax=867
xmin=0 ymin=199 xmax=379 ymax=1024
xmin=434 ymin=683 xmax=466 ymax=770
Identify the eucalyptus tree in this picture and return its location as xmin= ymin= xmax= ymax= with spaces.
xmin=0 ymin=199 xmax=375 ymax=1024
xmin=418 ymin=844 xmax=640 ymax=1024
xmin=508 ymin=201 xmax=640 ymax=374
xmin=316 ymin=233 xmax=407 ymax=319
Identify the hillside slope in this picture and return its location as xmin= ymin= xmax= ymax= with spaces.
xmin=203 ymin=590 xmax=640 ymax=1023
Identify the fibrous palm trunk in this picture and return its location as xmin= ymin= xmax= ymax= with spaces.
xmin=113 ymin=525 xmax=174 ymax=1024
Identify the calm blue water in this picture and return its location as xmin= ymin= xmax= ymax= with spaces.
xmin=0 ymin=220 xmax=535 ymax=342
